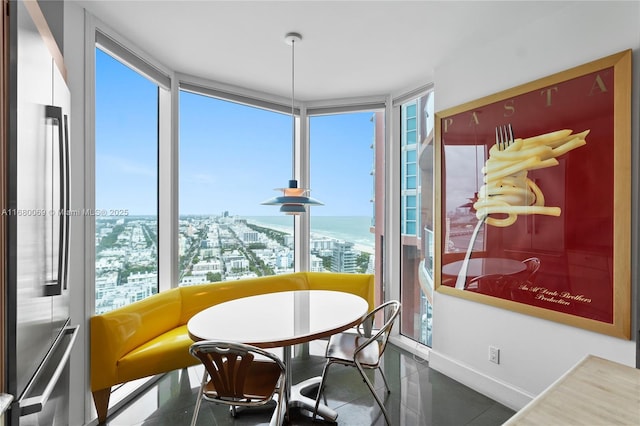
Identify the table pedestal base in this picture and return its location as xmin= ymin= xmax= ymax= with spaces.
xmin=279 ymin=346 xmax=338 ymax=423
xmin=290 ymin=377 xmax=338 ymax=422
xmin=266 ymin=376 xmax=337 ymax=425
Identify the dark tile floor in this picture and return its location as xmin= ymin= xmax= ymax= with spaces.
xmin=104 ymin=342 xmax=515 ymax=426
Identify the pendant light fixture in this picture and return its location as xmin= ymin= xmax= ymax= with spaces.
xmin=261 ymin=32 xmax=323 ymax=214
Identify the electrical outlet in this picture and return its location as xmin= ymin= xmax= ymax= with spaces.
xmin=489 ymin=346 xmax=500 ymax=364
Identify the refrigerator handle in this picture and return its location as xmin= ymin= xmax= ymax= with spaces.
xmin=18 ymin=326 xmax=79 ymax=416
xmin=44 ymin=105 xmax=64 ymax=296
xmin=62 ymin=114 xmax=70 ymax=290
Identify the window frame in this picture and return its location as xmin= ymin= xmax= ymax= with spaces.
xmin=88 ymin=23 xmax=174 ymax=311
xmin=175 ymin=85 xmax=294 ymax=279
xmin=389 ymin=84 xmax=435 ymax=360
xmin=306 ymin=106 xmax=385 ymax=278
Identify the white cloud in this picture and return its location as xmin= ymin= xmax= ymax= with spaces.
xmin=98 ymin=154 xmax=156 ymax=178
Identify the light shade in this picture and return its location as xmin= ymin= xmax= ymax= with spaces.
xmin=279 ymin=204 xmax=306 ymax=215
xmin=261 ymin=180 xmax=324 ymax=214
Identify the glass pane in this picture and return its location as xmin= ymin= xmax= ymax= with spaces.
xmin=178 ymin=91 xmax=291 ymax=284
xmin=406 ymin=221 xmax=416 ymax=235
xmin=400 ymin=90 xmax=434 ymax=346
xmin=95 ymin=48 xmax=159 ymax=314
xmin=406 ymin=130 xmax=416 ymax=145
xmin=406 ymin=176 xmax=417 ymax=189
xmin=309 ymin=112 xmax=377 ymax=278
xmin=406 ymin=117 xmax=417 ymax=132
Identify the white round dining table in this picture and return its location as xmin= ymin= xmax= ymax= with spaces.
xmin=187 ymin=289 xmax=369 ymax=422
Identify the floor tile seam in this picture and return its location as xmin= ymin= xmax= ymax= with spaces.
xmin=462 ymin=406 xmax=496 ymax=426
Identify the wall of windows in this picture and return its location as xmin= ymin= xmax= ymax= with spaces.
xmin=399 ymin=89 xmax=435 ymax=347
xmin=94 ymin=48 xmax=159 ymax=314
xmin=88 ymin=25 xmax=430 ymax=422
xmin=92 ymin=29 xmax=429 ymax=356
xmin=93 ymin=59 xmax=388 ymax=312
xmin=92 ymin=40 xmax=430 ymax=358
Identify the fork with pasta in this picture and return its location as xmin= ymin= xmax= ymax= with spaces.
xmin=473 ymin=127 xmax=590 ymax=227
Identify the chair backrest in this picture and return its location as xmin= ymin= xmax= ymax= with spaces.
xmin=467 ymin=273 xmax=523 ymax=298
xmin=189 ymin=341 xmax=285 ymax=404
xmin=356 ymin=300 xmax=401 ymax=357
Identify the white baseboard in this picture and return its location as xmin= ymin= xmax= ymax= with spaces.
xmin=389 ymin=335 xmax=431 ymax=362
xmin=429 ymin=351 xmax=534 ymax=411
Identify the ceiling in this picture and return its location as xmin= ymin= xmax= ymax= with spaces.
xmin=73 ymin=0 xmax=573 ymax=102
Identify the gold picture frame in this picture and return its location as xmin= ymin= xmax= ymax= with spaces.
xmin=434 ymin=49 xmax=632 ymax=339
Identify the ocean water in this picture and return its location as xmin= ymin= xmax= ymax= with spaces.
xmin=244 ymin=216 xmax=375 ymax=250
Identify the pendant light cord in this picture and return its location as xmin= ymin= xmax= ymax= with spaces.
xmin=290 ymin=37 xmax=296 ymax=179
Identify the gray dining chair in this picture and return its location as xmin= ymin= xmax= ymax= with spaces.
xmin=313 ymin=300 xmax=401 ymax=425
xmin=189 ymin=340 xmax=287 ymax=426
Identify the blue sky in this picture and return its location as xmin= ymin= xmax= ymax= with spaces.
xmin=96 ymin=48 xmax=375 ymax=217
xmin=95 ymin=49 xmax=158 ymax=215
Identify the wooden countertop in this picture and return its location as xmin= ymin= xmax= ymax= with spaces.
xmin=504 ymin=354 xmax=640 ymax=425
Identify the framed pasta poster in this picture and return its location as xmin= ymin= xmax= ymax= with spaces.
xmin=434 ymin=49 xmax=632 ymax=339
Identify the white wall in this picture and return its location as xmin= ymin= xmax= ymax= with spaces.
xmin=430 ymin=1 xmax=640 ymax=410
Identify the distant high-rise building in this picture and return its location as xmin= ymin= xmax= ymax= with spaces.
xmin=243 ymin=231 xmax=258 ymax=243
xmin=310 ymin=255 xmax=324 ymax=272
xmin=331 ymin=242 xmax=357 ymax=273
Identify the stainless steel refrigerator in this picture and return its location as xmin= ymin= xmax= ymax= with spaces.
xmin=6 ymin=1 xmax=78 ymax=424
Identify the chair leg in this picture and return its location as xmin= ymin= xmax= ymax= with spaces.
xmin=356 ymin=361 xmax=391 ymax=426
xmin=312 ymin=360 xmax=332 ymax=421
xmin=270 ymin=389 xmax=286 ymax=426
xmin=191 ymin=369 xmax=208 ymax=426
xmin=92 ymin=388 xmax=111 ymax=424
xmin=282 ymin=378 xmax=289 ymax=423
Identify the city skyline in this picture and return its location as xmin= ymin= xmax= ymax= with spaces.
xmin=94 ymin=214 xmax=374 ymax=314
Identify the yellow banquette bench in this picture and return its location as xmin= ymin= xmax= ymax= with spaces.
xmin=90 ymin=272 xmax=374 ymax=423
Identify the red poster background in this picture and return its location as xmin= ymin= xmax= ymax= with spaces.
xmin=440 ymin=67 xmax=615 ymax=323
